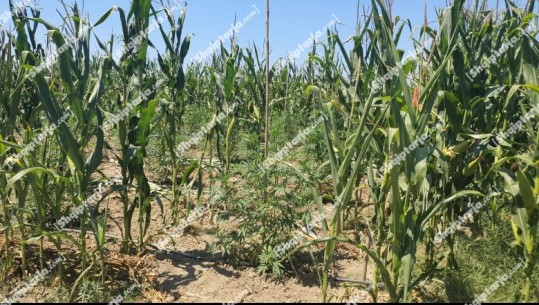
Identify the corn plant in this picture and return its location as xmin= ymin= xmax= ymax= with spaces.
xmin=153 ymin=2 xmax=191 ymax=223
xmin=0 ymin=0 xmax=113 ymax=287
xmin=94 ymin=0 xmax=163 ymax=252
xmin=494 ymin=27 xmax=539 ymax=302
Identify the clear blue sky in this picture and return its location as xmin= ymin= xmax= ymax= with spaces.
xmin=0 ymin=0 xmax=505 ymax=64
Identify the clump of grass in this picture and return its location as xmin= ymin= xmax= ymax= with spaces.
xmin=419 ymin=222 xmax=526 ymax=303
xmin=76 ymin=279 xmax=107 ymax=303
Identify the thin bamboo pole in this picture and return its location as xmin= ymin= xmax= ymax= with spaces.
xmin=264 ymin=0 xmax=270 ymax=160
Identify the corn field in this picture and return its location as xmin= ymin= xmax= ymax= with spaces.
xmin=0 ymin=0 xmax=538 ymax=303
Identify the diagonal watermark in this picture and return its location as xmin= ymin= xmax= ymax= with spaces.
xmin=259 ymin=116 xmax=324 ymax=171
xmin=466 ymin=258 xmax=525 ymax=305
xmin=185 ymin=5 xmax=261 ymax=66
xmin=2 ymin=108 xmax=75 ymax=170
xmin=1 ymin=254 xmax=66 ymax=305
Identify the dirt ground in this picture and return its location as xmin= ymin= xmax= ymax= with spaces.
xmin=2 ymin=233 xmax=383 ymax=303
xmin=1 ymin=151 xmax=392 ymax=303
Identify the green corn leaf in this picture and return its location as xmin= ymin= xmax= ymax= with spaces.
xmin=512 ymin=208 xmax=532 ymax=252
xmin=419 ymin=190 xmax=484 ymax=232
xmin=5 ymin=167 xmax=59 ymax=193
xmin=136 ymin=99 xmax=157 ymax=147
xmin=179 ymin=34 xmax=191 ymax=65
xmin=517 ymin=171 xmax=537 ymax=212
xmin=85 ymin=111 xmax=105 ymax=184
xmin=92 ymin=6 xmax=121 ymax=28
xmin=34 ymin=74 xmax=84 ymax=171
